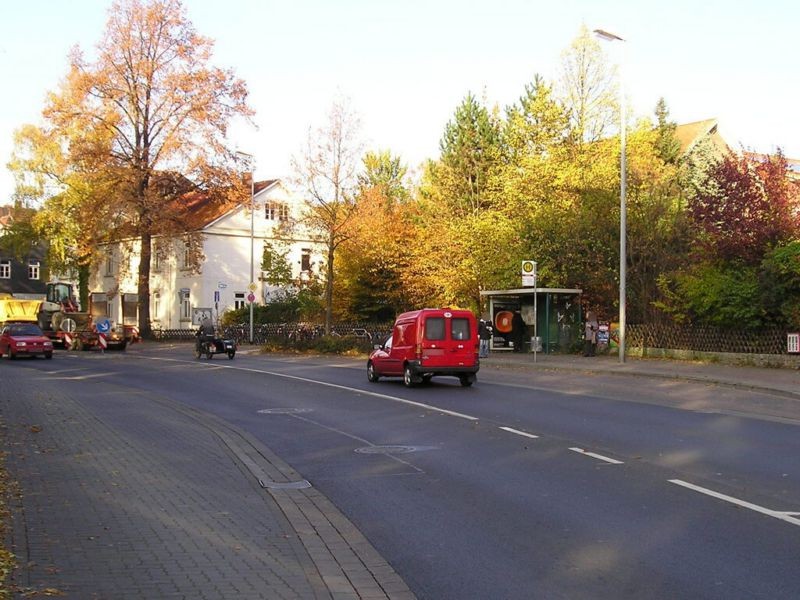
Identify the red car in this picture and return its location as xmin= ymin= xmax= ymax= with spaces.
xmin=367 ymin=308 xmax=479 ymax=387
xmin=0 ymin=322 xmax=54 ymax=359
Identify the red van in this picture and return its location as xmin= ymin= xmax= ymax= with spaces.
xmin=367 ymin=308 xmax=480 ymax=387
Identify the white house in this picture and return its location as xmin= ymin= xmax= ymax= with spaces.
xmin=89 ymin=179 xmax=326 ymax=330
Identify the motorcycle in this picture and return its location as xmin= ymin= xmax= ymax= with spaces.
xmin=195 ymin=334 xmax=236 ymax=360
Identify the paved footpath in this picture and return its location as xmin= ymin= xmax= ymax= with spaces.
xmin=0 ymin=367 xmax=413 ymax=600
xmin=483 ymin=351 xmax=800 ymax=401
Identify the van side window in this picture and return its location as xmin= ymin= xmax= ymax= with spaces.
xmin=451 ymin=318 xmax=471 ymax=340
xmin=396 ymin=323 xmax=412 ymax=345
xmin=425 ymin=317 xmax=446 ymax=340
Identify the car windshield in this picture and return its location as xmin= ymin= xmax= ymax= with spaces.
xmin=8 ymin=324 xmax=44 ymax=336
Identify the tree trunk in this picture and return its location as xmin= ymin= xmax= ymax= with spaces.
xmin=77 ymin=263 xmax=90 ymax=312
xmin=138 ymin=230 xmax=152 ymax=339
xmin=324 ymin=239 xmax=335 ymax=335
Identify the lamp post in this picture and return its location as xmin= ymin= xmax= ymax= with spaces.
xmin=236 ymin=151 xmax=255 ymax=345
xmin=594 ymin=28 xmax=627 ymax=364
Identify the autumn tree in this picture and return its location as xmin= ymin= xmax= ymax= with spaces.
xmin=292 ymin=97 xmax=363 ymax=332
xmin=8 ymin=120 xmax=119 ymax=305
xmin=334 ymin=151 xmax=412 ymax=321
xmin=10 ymin=0 xmax=252 ymax=338
xmin=357 ymin=150 xmax=410 ymax=203
xmin=688 ymin=150 xmax=798 ymax=264
xmin=558 ymin=24 xmax=619 ymax=144
xmin=658 ymin=150 xmax=800 ymax=328
xmin=334 ymin=155 xmax=415 ymax=321
xmin=405 ymin=93 xmax=508 ymax=310
xmin=502 ymin=75 xmax=570 ymax=163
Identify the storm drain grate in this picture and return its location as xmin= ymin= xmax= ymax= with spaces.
xmin=259 ymin=479 xmax=312 ymax=490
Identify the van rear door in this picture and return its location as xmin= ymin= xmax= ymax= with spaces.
xmin=420 ymin=311 xmax=477 ymax=369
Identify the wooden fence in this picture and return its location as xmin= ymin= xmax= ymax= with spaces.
xmin=627 ymin=324 xmax=793 ymax=355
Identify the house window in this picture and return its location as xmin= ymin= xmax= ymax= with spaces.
xmin=153 ymin=252 xmax=161 ymax=272
xmin=28 ymin=260 xmax=40 ymax=280
xmin=265 ymin=202 xmax=289 ymax=221
xmin=301 ymin=249 xmax=312 ymax=272
xmin=152 ymin=292 xmax=161 ymax=321
xmin=181 ymin=240 xmax=192 ymax=269
xmin=0 ymin=260 xmax=10 ymax=279
xmin=105 ymin=248 xmax=114 ymax=276
xmin=234 ymin=292 xmax=246 ymax=310
xmin=180 ymin=290 xmax=191 ymax=321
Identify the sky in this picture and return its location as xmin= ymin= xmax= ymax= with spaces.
xmin=0 ymin=0 xmax=797 ymax=203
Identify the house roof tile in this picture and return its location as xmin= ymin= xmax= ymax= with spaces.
xmin=171 ymin=179 xmax=279 ymax=231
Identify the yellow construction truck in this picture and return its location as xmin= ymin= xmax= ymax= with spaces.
xmin=0 ymin=295 xmax=41 ymax=324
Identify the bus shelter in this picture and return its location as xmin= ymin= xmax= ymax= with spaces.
xmin=480 ymin=288 xmax=582 ymax=354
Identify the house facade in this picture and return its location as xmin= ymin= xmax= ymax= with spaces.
xmin=89 ymin=180 xmax=326 ymax=329
xmin=0 ymin=206 xmax=48 ymax=298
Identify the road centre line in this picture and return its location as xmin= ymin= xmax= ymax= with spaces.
xmin=669 ymin=479 xmax=800 ymax=527
xmin=499 ymin=426 xmax=539 ymax=439
xmin=136 ymin=355 xmax=479 ymax=421
xmin=568 ymin=447 xmax=624 ymax=464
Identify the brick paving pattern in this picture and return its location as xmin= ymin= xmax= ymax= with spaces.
xmin=1 ymin=369 xmax=413 ymax=599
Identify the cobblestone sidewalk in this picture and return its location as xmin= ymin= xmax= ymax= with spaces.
xmin=1 ymin=372 xmax=413 ymax=599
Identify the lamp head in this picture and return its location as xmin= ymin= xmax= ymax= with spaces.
xmin=593 ymin=29 xmax=625 ymax=42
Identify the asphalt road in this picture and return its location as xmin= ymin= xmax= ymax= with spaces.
xmin=6 ymin=345 xmax=800 ymax=599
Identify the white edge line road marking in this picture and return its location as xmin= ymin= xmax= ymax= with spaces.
xmin=569 ymin=447 xmax=624 ymax=465
xmin=135 ymin=355 xmax=480 ymax=422
xmin=499 ymin=426 xmax=539 ymax=439
xmin=669 ymin=479 xmax=800 ymax=527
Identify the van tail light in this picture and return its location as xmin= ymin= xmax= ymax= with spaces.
xmin=415 ymin=343 xmax=422 ymax=359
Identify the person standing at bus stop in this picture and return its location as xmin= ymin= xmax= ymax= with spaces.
xmin=478 ymin=317 xmax=493 ymax=358
xmin=583 ymin=311 xmax=598 ymax=357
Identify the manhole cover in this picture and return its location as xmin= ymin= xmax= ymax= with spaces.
xmin=258 ymin=408 xmax=313 ymax=415
xmin=354 ymin=445 xmax=437 ymax=455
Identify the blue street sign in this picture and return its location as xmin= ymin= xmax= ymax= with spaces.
xmin=96 ymin=319 xmax=111 ymax=333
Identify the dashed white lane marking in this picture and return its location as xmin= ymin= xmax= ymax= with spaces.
xmin=135 ymin=355 xmax=479 ymax=421
xmin=569 ymin=447 xmax=624 ymax=464
xmin=669 ymin=479 xmax=800 ymax=527
xmin=499 ymin=426 xmax=539 ymax=439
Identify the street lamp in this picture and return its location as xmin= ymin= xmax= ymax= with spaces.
xmin=236 ymin=151 xmax=256 ymax=345
xmin=594 ymin=28 xmax=627 ymax=364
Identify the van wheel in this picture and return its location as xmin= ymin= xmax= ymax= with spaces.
xmin=403 ymin=365 xmax=416 ymax=388
xmin=367 ymin=362 xmax=379 ymax=382
xmin=459 ymin=374 xmax=476 ymax=387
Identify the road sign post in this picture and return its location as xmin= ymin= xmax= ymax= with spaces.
xmin=521 ymin=261 xmax=538 ymax=362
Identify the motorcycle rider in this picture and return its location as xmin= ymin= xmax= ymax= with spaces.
xmin=196 ymin=317 xmax=216 ymax=353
